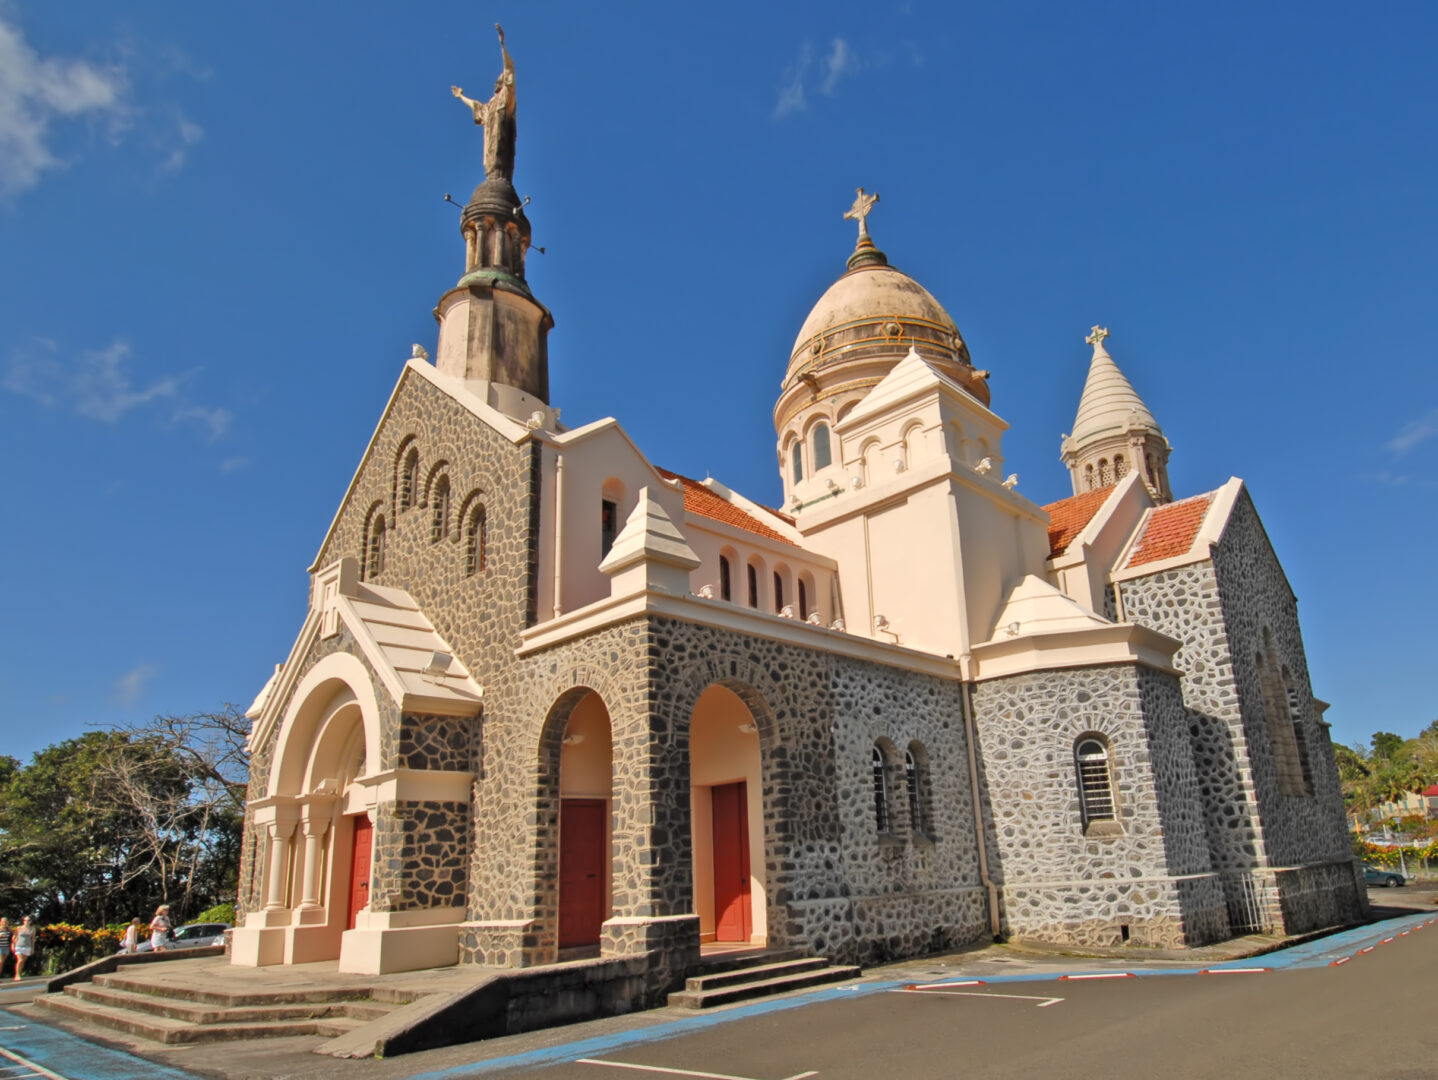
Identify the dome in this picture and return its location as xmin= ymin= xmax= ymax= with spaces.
xmin=787 ymin=263 xmax=961 ymax=376
xmin=776 ymin=249 xmax=987 ymax=436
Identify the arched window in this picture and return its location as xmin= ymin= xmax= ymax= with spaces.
xmin=1098 ymin=459 xmax=1111 ymax=485
xmin=601 ymin=498 xmax=618 ymax=558
xmin=465 ymin=504 xmax=487 ymax=575
xmin=430 ymin=474 xmax=451 ymax=543
xmin=772 ymin=572 xmax=784 ymax=614
xmin=1085 ymin=464 xmax=1095 ymax=490
xmin=905 ymin=745 xmax=930 ymax=837
xmin=1285 ymin=674 xmax=1315 ymax=795
xmin=791 ymin=441 xmax=804 ymax=486
xmin=366 ymin=515 xmax=386 ymax=579
xmin=1114 ymin=455 xmax=1127 ymax=479
xmin=1075 ymin=737 xmax=1116 ymax=827
xmin=399 ymin=447 xmax=420 ymax=512
xmin=872 ymin=745 xmax=892 ymax=833
xmin=812 ymin=423 xmax=832 ymax=471
xmin=718 ymin=555 xmax=732 ymax=602
xmin=798 ymin=578 xmax=809 ymax=621
xmin=746 ymin=563 xmax=759 ymax=608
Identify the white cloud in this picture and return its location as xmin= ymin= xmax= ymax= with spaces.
xmin=174 ymin=403 xmax=231 ymax=440
xmin=819 ymin=38 xmax=855 ymax=97
xmin=775 ymin=38 xmax=861 ymax=120
xmin=1386 ymin=409 xmax=1438 ymax=458
xmin=773 ymin=43 xmax=812 ymax=119
xmin=5 ymin=337 xmax=232 ymax=440
xmin=111 ymin=663 xmax=158 ymax=707
xmin=158 ymin=110 xmax=204 ymax=174
xmin=0 ymin=14 xmax=130 ymax=198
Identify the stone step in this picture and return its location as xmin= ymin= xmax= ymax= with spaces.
xmin=65 ymin=983 xmax=391 ymax=1026
xmin=668 ymin=963 xmax=860 ymax=1009
xmin=684 ymin=957 xmax=834 ymax=992
xmin=687 ymin=948 xmax=809 ymax=976
xmin=92 ymin=971 xmax=376 ymax=1008
xmin=32 ymin=994 xmax=349 ymax=1045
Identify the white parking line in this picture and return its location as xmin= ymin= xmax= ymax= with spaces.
xmin=1060 ymin=972 xmax=1135 ymax=980
xmin=576 ymin=1059 xmax=817 ymax=1080
xmin=0 ymin=1048 xmax=66 ymax=1080
xmin=894 ymin=988 xmax=1063 ymax=1008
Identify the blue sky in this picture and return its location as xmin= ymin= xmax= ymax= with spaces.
xmin=1 ymin=1 xmax=1434 ymax=762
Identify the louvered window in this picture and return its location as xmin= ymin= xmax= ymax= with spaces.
xmin=1076 ymin=738 xmax=1116 ymax=826
xmin=872 ymin=746 xmax=891 ymax=833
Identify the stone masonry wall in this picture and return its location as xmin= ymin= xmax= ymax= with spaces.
xmin=460 ymin=611 xmax=989 ymax=971
xmin=971 ymin=662 xmax=1227 ymax=948
xmin=1120 ymin=490 xmax=1365 ymax=933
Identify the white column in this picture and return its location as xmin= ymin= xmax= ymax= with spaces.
xmin=297 ymin=817 xmax=329 ymax=910
xmin=265 ymin=821 xmax=296 ymax=911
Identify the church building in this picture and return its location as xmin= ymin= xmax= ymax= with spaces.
xmin=232 ymin=36 xmax=1364 ymax=999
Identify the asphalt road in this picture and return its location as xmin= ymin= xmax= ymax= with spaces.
xmin=451 ymin=912 xmax=1438 ymax=1080
xmin=5 ymin=895 xmax=1435 ymax=1080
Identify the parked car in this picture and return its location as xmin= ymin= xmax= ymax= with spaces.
xmin=1362 ymin=866 xmax=1406 ymax=888
xmin=134 ymin=922 xmax=232 ymax=953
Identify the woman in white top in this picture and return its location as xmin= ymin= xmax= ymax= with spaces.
xmin=121 ymin=918 xmax=142 ymax=954
xmin=148 ymin=905 xmax=172 ymax=952
xmin=12 ymin=917 xmax=35 ymax=980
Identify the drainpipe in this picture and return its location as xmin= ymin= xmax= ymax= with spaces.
xmin=959 ymin=655 xmax=1002 ymax=940
xmin=552 ymin=453 xmax=565 ymax=619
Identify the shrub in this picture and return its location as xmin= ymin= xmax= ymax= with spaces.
xmin=191 ymin=902 xmax=235 ymax=925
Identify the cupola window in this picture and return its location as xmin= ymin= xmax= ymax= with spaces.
xmin=791 ymin=441 xmax=804 ymax=486
xmin=813 ymin=423 xmax=832 ymax=471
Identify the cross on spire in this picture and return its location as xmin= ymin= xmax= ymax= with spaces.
xmin=844 ymin=187 xmax=880 ymax=244
xmin=1085 ymin=325 xmax=1110 ymax=348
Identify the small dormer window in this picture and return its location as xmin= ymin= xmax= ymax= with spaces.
xmin=813 ymin=423 xmax=832 ymax=471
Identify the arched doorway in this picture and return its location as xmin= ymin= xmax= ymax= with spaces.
xmin=690 ymin=684 xmax=765 ymax=945
xmin=558 ymin=691 xmax=613 ymax=950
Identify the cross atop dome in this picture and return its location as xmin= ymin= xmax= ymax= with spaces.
xmin=1085 ymin=325 xmax=1110 ymax=349
xmin=844 ymin=187 xmax=880 ymax=244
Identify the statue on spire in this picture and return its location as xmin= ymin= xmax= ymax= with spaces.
xmin=1085 ymin=325 xmax=1110 ymax=348
xmin=844 ymin=187 xmax=880 ymax=243
xmin=452 ymin=24 xmax=517 ymax=182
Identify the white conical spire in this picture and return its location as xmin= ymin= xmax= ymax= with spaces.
xmin=1069 ymin=326 xmax=1163 ymax=446
xmin=1060 ymin=327 xmax=1173 ymax=502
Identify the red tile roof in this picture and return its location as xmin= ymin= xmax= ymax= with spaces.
xmin=1042 ymin=486 xmax=1116 ymax=558
xmin=656 ymin=469 xmax=796 ymax=546
xmin=1423 ymin=785 xmax=1438 ymax=798
xmin=1125 ymin=493 xmax=1215 ymax=569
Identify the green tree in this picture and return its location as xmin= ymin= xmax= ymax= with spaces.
xmin=1371 ymin=731 xmax=1406 ymax=760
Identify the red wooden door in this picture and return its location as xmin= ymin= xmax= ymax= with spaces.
xmin=346 ymin=815 xmax=373 ymax=931
xmin=559 ymin=799 xmax=606 ymax=947
xmin=712 ymin=781 xmax=752 ymax=942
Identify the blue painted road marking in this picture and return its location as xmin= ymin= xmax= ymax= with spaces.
xmin=0 ymin=1009 xmax=200 ymax=1080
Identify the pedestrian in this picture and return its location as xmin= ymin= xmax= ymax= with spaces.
xmin=0 ymin=918 xmax=11 ymax=979
xmin=148 ymin=905 xmax=172 ymax=953
xmin=12 ymin=917 xmax=34 ymax=981
xmin=121 ymin=918 xmax=142 ymax=954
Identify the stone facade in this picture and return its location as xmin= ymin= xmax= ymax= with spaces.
xmin=1117 ymin=492 xmax=1366 ymax=934
xmin=972 ymin=662 xmax=1227 ymax=948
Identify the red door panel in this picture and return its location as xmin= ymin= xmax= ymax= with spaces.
xmin=559 ymin=799 xmax=606 ymax=947
xmin=712 ymin=781 xmax=752 ymax=942
xmin=346 ymin=814 xmax=373 ymax=931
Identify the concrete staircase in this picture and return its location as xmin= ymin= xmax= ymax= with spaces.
xmin=31 ymin=970 xmax=423 ymax=1045
xmin=667 ymin=949 xmax=860 ymax=1009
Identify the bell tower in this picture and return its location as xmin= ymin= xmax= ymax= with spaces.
xmin=434 ymin=26 xmax=553 ymax=418
xmin=1060 ymin=326 xmax=1172 ymax=502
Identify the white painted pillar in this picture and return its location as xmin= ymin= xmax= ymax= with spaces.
xmin=265 ymin=821 xmax=296 ymax=911
xmin=297 ymin=818 xmax=329 ymax=910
